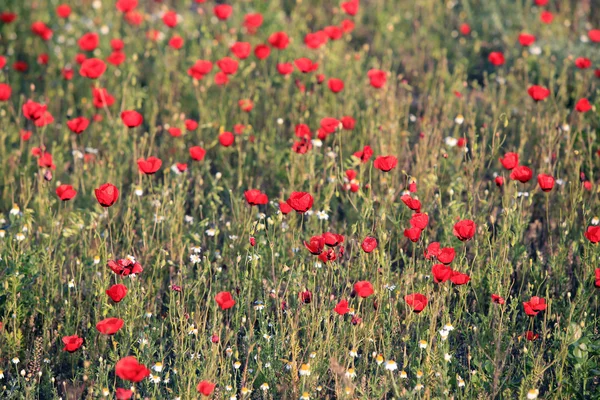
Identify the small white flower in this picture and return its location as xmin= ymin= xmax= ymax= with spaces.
xmin=529 ymin=46 xmax=542 ymax=55
xmin=444 ymin=353 xmax=452 ymax=362
xmin=134 ymin=187 xmax=143 ymax=196
xmin=260 ymin=383 xmax=269 ymax=391
xmin=444 ymin=136 xmax=458 ymax=147
xmin=316 ymin=211 xmax=329 ymax=220
xmin=12 ymin=358 xmax=19 ymax=365
xmin=439 ymin=329 xmax=449 ymax=340
xmin=277 ymin=118 xmax=284 ymax=125
xmin=10 ymin=204 xmax=20 ymax=215
xmin=418 ymin=340 xmax=428 ymax=349
xmin=454 ymin=115 xmax=464 ymax=124
xmin=384 ymin=360 xmax=398 ymax=371
xmin=184 ymin=215 xmax=194 ymax=224
xmin=527 ymin=389 xmax=539 ymax=399
xmin=152 ymin=362 xmax=163 ymax=372
xmin=102 ymin=388 xmax=110 ymax=397
xmin=15 ymin=233 xmax=25 ymax=241
xmin=205 ymin=228 xmax=216 ymax=236
xmin=311 ymin=139 xmax=323 ymax=148
xmin=149 ymin=374 xmax=161 ymax=383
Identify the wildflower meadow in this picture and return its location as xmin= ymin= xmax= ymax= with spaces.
xmin=1 ymin=0 xmax=600 ymax=399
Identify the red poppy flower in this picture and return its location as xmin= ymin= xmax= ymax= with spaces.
xmin=295 ymin=58 xmax=319 ymax=73
xmin=116 ymin=388 xmax=134 ymax=400
xmin=405 ymin=293 xmax=428 ymax=313
xmin=320 ymin=117 xmax=340 ymax=134
xmin=106 ymin=51 xmax=126 ymax=66
xmin=410 ymin=213 xmax=429 ymax=230
xmin=121 ymin=110 xmax=143 ymax=128
xmin=450 ymin=270 xmax=471 ymax=285
xmin=115 ymin=356 xmax=150 ymax=382
xmin=354 ymin=281 xmax=374 ymax=298
xmin=303 ymin=236 xmax=326 ymax=255
xmin=244 ymin=189 xmax=268 ymax=206
xmin=304 ymin=31 xmax=328 ymax=49
xmin=254 ymin=44 xmax=271 ymax=60
xmin=432 ymin=263 xmax=452 ymax=283
xmin=31 ymin=21 xmax=53 ymax=40
xmin=169 ymin=35 xmax=184 ymax=49
xmin=279 ymin=201 xmax=293 ymax=214
xmin=231 ymin=42 xmax=251 ymax=59
xmin=268 ymin=31 xmax=290 ymax=49
xmin=488 ymin=51 xmax=505 ymax=66
xmin=595 ymin=268 xmax=600 ymax=288
xmin=214 ymin=4 xmax=233 ymax=20
xmin=575 ymin=57 xmax=592 ymax=69
xmin=494 ymin=176 xmax=504 ymax=187
xmin=162 ymin=10 xmax=178 ymax=27
xmin=96 ymin=317 xmax=124 ymax=335
xmin=62 ymin=335 xmax=83 ymax=352
xmin=176 ymin=163 xmax=188 ymax=172
xmin=518 ymin=33 xmax=536 ymax=46
xmin=537 ymin=174 xmax=555 ymax=192
xmin=106 ymin=284 xmax=128 ymax=303
xmin=540 ymin=11 xmax=553 ymax=24
xmin=374 ymin=155 xmax=398 ymax=172
xmin=116 ymin=0 xmax=138 ymax=12
xmin=38 ymin=152 xmax=56 ymax=170
xmin=584 ymin=226 xmax=600 ymax=243
xmin=361 ymin=237 xmax=378 ymax=253
xmin=324 ymin=25 xmax=343 ymax=40
xmin=354 ymin=145 xmax=373 ymax=163
xmin=341 ymin=0 xmax=359 ymax=16
xmin=459 ymin=23 xmax=471 ymax=35
xmin=56 ymin=184 xmax=77 ymax=201
xmin=333 ymin=299 xmax=349 ymax=315
xmin=527 ymin=85 xmax=550 ymax=101
xmin=0 ymin=12 xmax=17 ymax=23
xmin=217 ymin=57 xmax=239 ymax=75
xmin=93 ymin=88 xmax=115 ymax=108
xmin=323 ymin=232 xmax=344 ymax=247
xmin=78 ymin=58 xmax=106 ymax=79
xmin=510 ymin=165 xmax=533 ymax=183
xmin=286 ymin=192 xmax=314 ymax=213
xmin=401 ymin=194 xmax=421 ymax=212
xmin=523 ymin=296 xmax=547 ymax=316
xmin=108 ymin=258 xmax=143 ymax=276
xmin=277 ymin=63 xmax=294 ymax=75
xmin=367 ymin=69 xmax=386 ymax=88
xmin=197 ymin=381 xmax=216 ymax=396
xmin=575 ymin=98 xmax=592 ymax=113
xmin=95 ymin=183 xmax=119 ymax=207
xmin=0 ymin=83 xmax=11 ymax=101
xmin=325 ymin=78 xmax=343 ymax=93
xmin=78 ymin=32 xmax=99 ymax=52
xmin=340 ymin=19 xmax=354 ymax=33
xmin=499 ymin=152 xmax=519 ymax=170
xmin=215 ymin=291 xmax=235 ymax=310
xmin=137 ymin=156 xmax=162 ymax=175
xmin=243 ymin=13 xmax=263 ymax=32
xmin=340 ymin=116 xmax=355 ymax=130
xmin=299 ymin=290 xmax=313 ymax=303
xmin=67 ymin=117 xmax=90 ymax=134
xmin=219 ymin=131 xmax=235 ymax=147
xmin=56 ymin=4 xmax=71 ymax=18
xmin=404 ymin=227 xmax=422 ymax=242
xmin=188 ymin=60 xmax=213 ymax=80
xmin=453 ymin=219 xmax=476 ymax=241
xmin=189 ymin=146 xmax=206 ymax=161
xmin=525 ymin=331 xmax=539 ymax=341
xmin=185 ymin=119 xmax=198 ymax=131
xmin=491 ymin=294 xmax=505 ymax=304
xmin=589 ymin=29 xmax=600 ymax=43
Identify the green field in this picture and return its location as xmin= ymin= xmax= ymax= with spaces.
xmin=0 ymin=0 xmax=600 ymax=399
